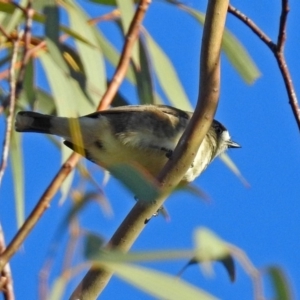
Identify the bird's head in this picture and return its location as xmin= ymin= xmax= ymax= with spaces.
xmin=212 ymin=120 xmax=240 ymax=156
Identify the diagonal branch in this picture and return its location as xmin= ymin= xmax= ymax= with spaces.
xmin=69 ymin=0 xmax=229 ymax=299
xmin=228 ymin=2 xmax=300 ymax=130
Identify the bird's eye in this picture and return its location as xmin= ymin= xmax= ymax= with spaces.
xmin=215 ymin=126 xmax=223 ymax=134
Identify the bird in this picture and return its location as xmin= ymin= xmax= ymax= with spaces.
xmin=15 ymin=104 xmax=240 ymax=183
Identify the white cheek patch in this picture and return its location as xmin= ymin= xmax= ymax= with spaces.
xmin=221 ymin=130 xmax=231 ymax=142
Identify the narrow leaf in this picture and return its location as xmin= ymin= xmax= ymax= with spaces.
xmin=84 ymin=232 xmax=106 ymax=258
xmin=10 ymin=130 xmax=25 ymax=227
xmin=169 ymin=3 xmax=260 ymax=84
xmin=22 ymin=58 xmax=36 ymax=108
xmin=48 ymin=277 xmax=67 ymax=300
xmin=35 ymin=89 xmax=56 ymax=114
xmin=4 ymin=0 xmax=26 ymax=33
xmin=134 ymin=37 xmax=155 ymax=104
xmin=193 ymin=227 xmax=235 ymax=280
xmin=194 ymin=227 xmax=231 ymax=262
xmin=267 ymin=266 xmax=293 ymax=300
xmin=44 ymin=3 xmax=70 ymax=74
xmin=143 ymin=30 xmax=192 ymax=111
xmin=104 ymin=263 xmax=218 ymax=300
xmin=87 ymin=248 xmax=194 ymax=263
xmin=65 ymin=1 xmax=106 ymax=107
xmin=219 ymin=153 xmax=249 ymax=187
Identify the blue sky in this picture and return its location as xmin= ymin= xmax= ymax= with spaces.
xmin=1 ymin=0 xmax=300 ymax=299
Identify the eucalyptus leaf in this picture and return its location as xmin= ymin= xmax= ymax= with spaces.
xmin=103 ymin=262 xmax=218 ymax=300
xmin=166 ymin=2 xmax=260 ymax=84
xmin=10 ymin=130 xmax=25 ymax=228
xmin=193 ymin=227 xmax=231 ymax=262
xmin=219 ymin=153 xmax=249 ymax=187
xmin=143 ymin=30 xmax=192 ymax=111
xmin=267 ymin=266 xmax=293 ymax=300
xmin=65 ymin=1 xmax=106 ymax=107
xmin=134 ymin=38 xmax=155 ymax=104
xmin=48 ymin=277 xmax=67 ymax=300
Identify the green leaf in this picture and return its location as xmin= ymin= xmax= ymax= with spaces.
xmin=44 ymin=3 xmax=70 ymax=74
xmin=116 ymin=0 xmax=133 ymax=33
xmin=222 ymin=29 xmax=261 ymax=84
xmin=87 ymin=248 xmax=194 ymax=263
xmin=143 ymin=30 xmax=192 ymax=111
xmin=194 ymin=227 xmax=231 ymax=262
xmin=35 ymin=89 xmax=56 ymax=114
xmin=193 ymin=227 xmax=234 ymax=280
xmin=93 ymin=22 xmax=137 ymax=84
xmin=22 ymin=58 xmax=36 ymax=108
xmin=134 ymin=38 xmax=155 ymax=104
xmin=48 ymin=277 xmax=67 ymax=300
xmin=0 ymin=3 xmax=96 ymax=46
xmin=10 ymin=130 xmax=25 ymax=228
xmin=104 ymin=263 xmax=218 ymax=300
xmin=3 ymin=0 xmax=27 ymax=34
xmin=44 ymin=3 xmax=59 ymax=44
xmin=168 ymin=2 xmax=260 ymax=84
xmin=267 ymin=266 xmax=293 ymax=300
xmin=219 ymin=153 xmax=250 ymax=187
xmin=84 ymin=232 xmax=106 ymax=258
xmin=38 ymin=51 xmax=94 ymax=116
xmin=38 ymin=51 xmax=95 ymax=202
xmin=65 ymin=1 xmax=106 ymax=107
xmin=109 ymin=163 xmax=160 ymax=202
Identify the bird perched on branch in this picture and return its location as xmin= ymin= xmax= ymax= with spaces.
xmin=15 ymin=105 xmax=240 ymax=183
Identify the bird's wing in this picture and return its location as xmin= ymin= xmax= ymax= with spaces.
xmin=82 ymin=105 xmax=192 ymax=150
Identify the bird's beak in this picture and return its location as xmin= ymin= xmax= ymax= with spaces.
xmin=227 ymin=140 xmax=241 ymax=148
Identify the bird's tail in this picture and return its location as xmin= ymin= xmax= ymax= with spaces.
xmin=15 ymin=111 xmax=54 ymax=134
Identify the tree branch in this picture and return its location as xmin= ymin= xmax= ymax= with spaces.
xmin=69 ymin=0 xmax=229 ymax=299
xmin=228 ymin=2 xmax=300 ymax=130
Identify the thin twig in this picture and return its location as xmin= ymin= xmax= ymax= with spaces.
xmin=228 ymin=2 xmax=300 ymax=130
xmin=277 ymin=0 xmax=289 ymax=50
xmin=0 ymin=0 xmax=149 ymax=276
xmin=227 ymin=5 xmax=276 ymax=51
xmin=0 ymin=223 xmax=15 ymax=300
xmin=0 ymin=32 xmax=21 ymax=187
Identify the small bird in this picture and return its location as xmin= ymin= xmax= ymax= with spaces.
xmin=15 ymin=105 xmax=240 ymax=183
